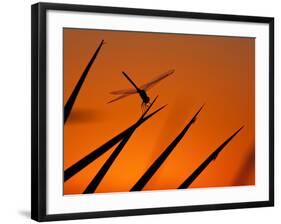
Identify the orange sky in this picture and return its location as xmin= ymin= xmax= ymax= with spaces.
xmin=63 ymin=28 xmax=255 ymax=195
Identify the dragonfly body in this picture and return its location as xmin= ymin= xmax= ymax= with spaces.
xmin=108 ymin=69 xmax=175 ymax=110
xmin=139 ymin=89 xmax=150 ymax=105
xmin=121 ymin=71 xmax=150 ymax=106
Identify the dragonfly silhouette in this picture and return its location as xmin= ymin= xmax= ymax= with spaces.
xmin=108 ymin=69 xmax=175 ymax=111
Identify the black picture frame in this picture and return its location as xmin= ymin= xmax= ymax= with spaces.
xmin=31 ymin=2 xmax=274 ymax=222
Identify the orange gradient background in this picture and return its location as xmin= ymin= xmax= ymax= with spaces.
xmin=63 ymin=28 xmax=255 ymax=195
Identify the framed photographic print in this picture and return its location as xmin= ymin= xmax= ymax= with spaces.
xmin=31 ymin=2 xmax=274 ymax=222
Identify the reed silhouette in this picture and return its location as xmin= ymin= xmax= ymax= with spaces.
xmin=83 ymin=130 xmax=134 ymax=194
xmin=83 ymin=97 xmax=160 ymax=193
xmin=64 ymin=97 xmax=166 ymax=182
xmin=178 ymin=126 xmax=244 ymax=189
xmin=64 ymin=40 xmax=105 ymax=123
xmin=130 ymin=105 xmax=204 ymax=192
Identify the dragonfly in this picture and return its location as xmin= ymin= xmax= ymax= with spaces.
xmin=108 ymin=69 xmax=175 ymax=111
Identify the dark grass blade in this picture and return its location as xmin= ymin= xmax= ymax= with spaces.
xmin=83 ymin=129 xmax=135 ymax=194
xmin=83 ymin=97 xmax=158 ymax=193
xmin=64 ymin=40 xmax=104 ymax=123
xmin=64 ymin=97 xmax=165 ymax=182
xmin=130 ymin=105 xmax=204 ymax=192
xmin=178 ymin=126 xmax=244 ymax=189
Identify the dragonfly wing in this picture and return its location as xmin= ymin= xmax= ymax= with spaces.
xmin=107 ymin=93 xmax=135 ymax=104
xmin=110 ymin=72 xmax=140 ymax=95
xmin=110 ymin=88 xmax=137 ymax=95
xmin=140 ymin=69 xmax=175 ymax=91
